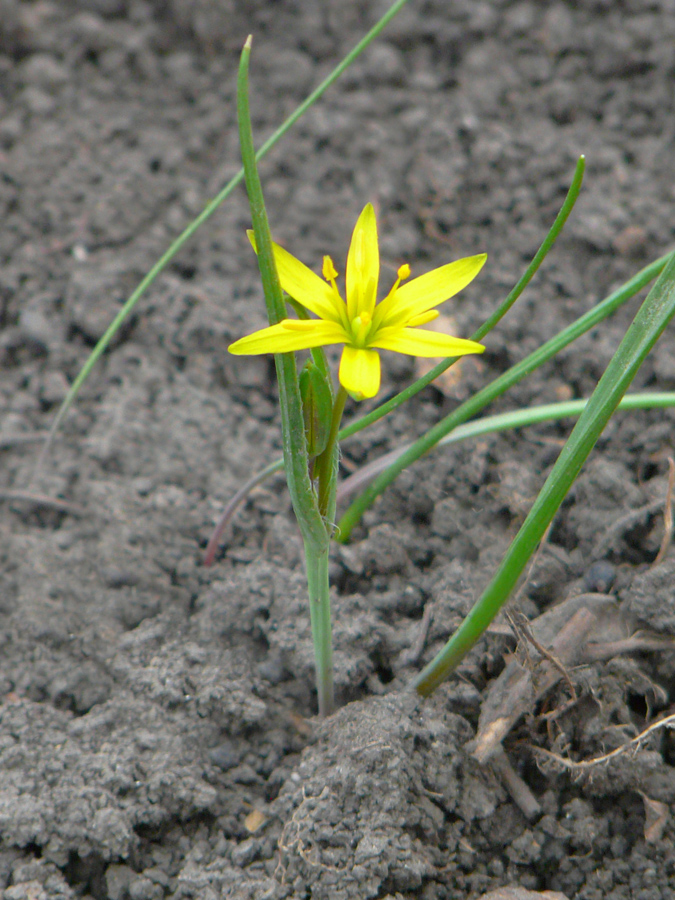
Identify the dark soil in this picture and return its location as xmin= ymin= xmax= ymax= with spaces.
xmin=1 ymin=1 xmax=675 ymax=898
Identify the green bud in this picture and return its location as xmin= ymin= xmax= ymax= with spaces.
xmin=299 ymin=359 xmax=333 ymax=457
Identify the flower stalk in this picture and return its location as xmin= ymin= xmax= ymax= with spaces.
xmin=234 ymin=36 xmax=487 ymax=715
xmin=306 ymin=544 xmax=334 ymax=717
xmin=238 ymin=37 xmax=334 ymax=715
xmin=316 ymin=385 xmax=348 ymax=519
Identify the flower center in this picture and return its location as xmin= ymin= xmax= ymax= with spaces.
xmin=350 ymin=310 xmax=373 ymax=347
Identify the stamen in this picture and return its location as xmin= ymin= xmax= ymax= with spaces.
xmin=383 ymin=263 xmax=411 ymax=303
xmin=323 ymin=256 xmax=338 ymax=282
xmin=408 ymin=309 xmax=439 ymax=328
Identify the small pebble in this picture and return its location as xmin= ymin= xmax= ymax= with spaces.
xmin=612 ymin=225 xmax=648 ymax=256
xmin=208 ymin=742 xmax=239 ymax=771
xmin=105 ymin=864 xmax=135 ymax=900
xmin=40 ymin=371 xmax=70 ymax=405
xmin=231 ymin=838 xmax=259 ymax=868
xmin=19 ymin=309 xmax=53 ymax=346
xmin=582 ymin=560 xmax=616 ymax=593
xmin=103 ymin=566 xmax=139 ymax=589
xmin=128 ymin=876 xmax=162 ymax=900
xmin=22 ymin=86 xmax=55 ymax=114
xmin=18 ymin=53 xmax=68 ymax=89
xmin=257 ymin=655 xmax=286 ymax=685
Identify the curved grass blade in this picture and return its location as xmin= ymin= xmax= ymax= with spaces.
xmin=203 ymin=458 xmax=284 ymax=567
xmin=338 ymin=156 xmax=587 ymax=444
xmin=39 ymin=0 xmax=414 ymax=462
xmin=239 ymin=39 xmax=336 ymax=715
xmin=237 ymin=38 xmax=326 ymax=553
xmin=337 ymin=391 xmax=675 ymax=501
xmin=411 ymin=250 xmax=675 ymax=697
xmin=204 ymin=390 xmax=675 ymax=563
xmin=336 ymin=252 xmax=671 ymax=540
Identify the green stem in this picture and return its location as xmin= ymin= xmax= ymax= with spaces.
xmin=316 ymin=386 xmax=348 ymax=519
xmin=237 ymin=38 xmax=327 ymax=553
xmin=238 ymin=39 xmax=337 ymax=716
xmin=305 ymin=543 xmax=334 ymax=717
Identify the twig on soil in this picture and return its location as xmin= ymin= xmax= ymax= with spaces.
xmin=531 ymin=712 xmax=675 ymax=771
xmin=473 ymin=592 xmax=675 ymax=764
xmin=593 ymin=499 xmax=664 ymax=556
xmin=203 ymin=460 xmax=283 ymax=566
xmin=472 ymin=606 xmax=597 ymax=764
xmin=652 ymin=456 xmax=675 ymax=565
xmin=583 ymin=629 xmax=675 ymax=662
xmin=0 ymin=490 xmax=85 ymax=516
xmin=490 ymin=746 xmax=541 ymax=820
xmin=508 ymin=610 xmax=577 ymax=703
xmin=0 ymin=431 xmax=50 ymax=450
xmin=398 ymin=601 xmax=435 ymax=667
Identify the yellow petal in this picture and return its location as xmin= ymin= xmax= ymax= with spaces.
xmin=346 ymin=204 xmax=379 ymax=320
xmin=338 ymin=346 xmax=381 ymax=399
xmin=273 ymin=243 xmax=347 ymax=324
xmin=376 ymin=254 xmax=487 ymax=329
xmin=372 ymin=326 xmax=485 ymax=358
xmin=247 ymin=231 xmax=346 ymax=325
xmin=229 ymin=319 xmax=347 ymax=355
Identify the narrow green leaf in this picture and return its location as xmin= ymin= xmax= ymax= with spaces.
xmin=412 ymin=250 xmax=675 ymax=696
xmin=337 ymin=253 xmax=670 ymax=540
xmin=238 ymin=42 xmax=334 ymax=716
xmin=237 ymin=39 xmax=327 ymax=554
xmin=337 ymin=391 xmax=675 ymax=500
xmin=338 ymin=156 xmax=587 ymax=444
xmin=41 ymin=0 xmax=413 ymax=456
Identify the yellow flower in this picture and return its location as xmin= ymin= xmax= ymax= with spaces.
xmin=229 ymin=203 xmax=487 ymax=400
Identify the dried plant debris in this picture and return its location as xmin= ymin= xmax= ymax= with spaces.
xmin=472 ymin=593 xmax=675 ymax=764
xmin=640 ymin=792 xmax=669 ymax=844
xmin=478 ymin=888 xmax=570 ymax=900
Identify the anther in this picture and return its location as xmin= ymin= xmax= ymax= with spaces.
xmin=323 ymin=256 xmax=338 ymax=282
